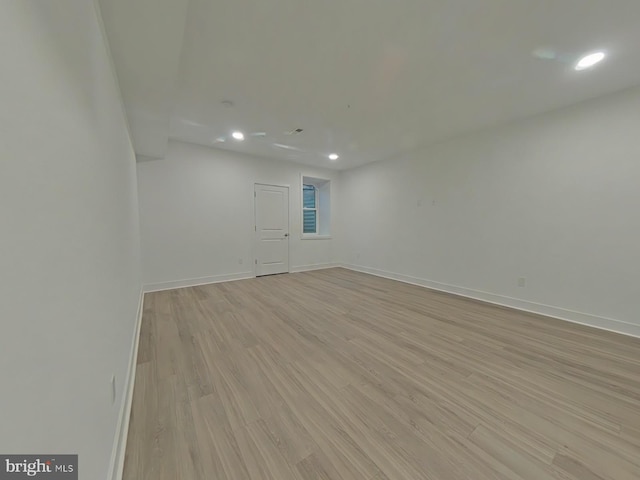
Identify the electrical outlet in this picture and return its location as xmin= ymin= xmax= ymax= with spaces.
xmin=517 ymin=277 xmax=526 ymax=288
xmin=238 ymin=258 xmax=243 ymax=265
xmin=111 ymin=375 xmax=116 ymax=404
xmin=417 ymin=199 xmax=423 ymax=207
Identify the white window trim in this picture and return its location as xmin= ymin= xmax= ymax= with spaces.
xmin=301 ymin=234 xmax=332 ymax=240
xmin=300 ymin=175 xmax=332 ymax=240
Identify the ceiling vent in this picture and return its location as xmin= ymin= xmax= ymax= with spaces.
xmin=285 ymin=128 xmax=304 ymax=135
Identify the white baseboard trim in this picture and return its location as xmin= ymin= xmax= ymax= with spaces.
xmin=107 ymin=288 xmax=145 ymax=480
xmin=143 ymin=272 xmax=254 ymax=293
xmin=342 ymin=264 xmax=640 ymax=339
xmin=290 ymin=262 xmax=340 ymax=273
xmin=143 ymin=265 xmax=339 ymax=293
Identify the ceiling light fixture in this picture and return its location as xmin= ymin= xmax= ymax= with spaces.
xmin=231 ymin=131 xmax=244 ymax=141
xmin=328 ymin=153 xmax=339 ymax=161
xmin=575 ymin=51 xmax=606 ymax=71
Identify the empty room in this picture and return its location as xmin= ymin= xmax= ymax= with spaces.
xmin=2 ymin=1 xmax=640 ymax=479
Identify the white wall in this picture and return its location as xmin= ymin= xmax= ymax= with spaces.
xmin=339 ymin=86 xmax=640 ymax=336
xmin=0 ymin=2 xmax=142 ymax=479
xmin=138 ymin=141 xmax=340 ymax=290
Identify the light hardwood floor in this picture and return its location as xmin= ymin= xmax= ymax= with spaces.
xmin=123 ymin=268 xmax=640 ymax=480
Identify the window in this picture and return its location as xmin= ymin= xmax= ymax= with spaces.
xmin=302 ymin=184 xmax=317 ymax=234
xmin=301 ymin=176 xmax=331 ymax=238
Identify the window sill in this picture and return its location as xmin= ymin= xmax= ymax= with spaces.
xmin=301 ymin=234 xmax=332 ymax=240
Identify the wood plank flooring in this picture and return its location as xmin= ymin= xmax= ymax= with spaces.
xmin=123 ymin=268 xmax=640 ymax=480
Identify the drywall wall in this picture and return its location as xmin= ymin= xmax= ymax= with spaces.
xmin=138 ymin=141 xmax=340 ymax=290
xmin=339 ymin=86 xmax=640 ymax=336
xmin=0 ymin=2 xmax=142 ymax=479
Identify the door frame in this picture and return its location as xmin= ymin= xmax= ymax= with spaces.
xmin=252 ymin=182 xmax=290 ymax=277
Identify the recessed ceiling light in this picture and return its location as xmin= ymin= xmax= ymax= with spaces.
xmin=328 ymin=153 xmax=339 ymax=161
xmin=575 ymin=51 xmax=606 ymax=71
xmin=231 ymin=131 xmax=244 ymax=141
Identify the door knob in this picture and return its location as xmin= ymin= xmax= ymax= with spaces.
xmin=284 ymin=233 xmax=289 ymax=237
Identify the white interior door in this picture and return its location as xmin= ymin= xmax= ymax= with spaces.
xmin=255 ymin=184 xmax=289 ymax=276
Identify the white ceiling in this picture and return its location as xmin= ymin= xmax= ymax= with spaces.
xmin=99 ymin=0 xmax=640 ymax=170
